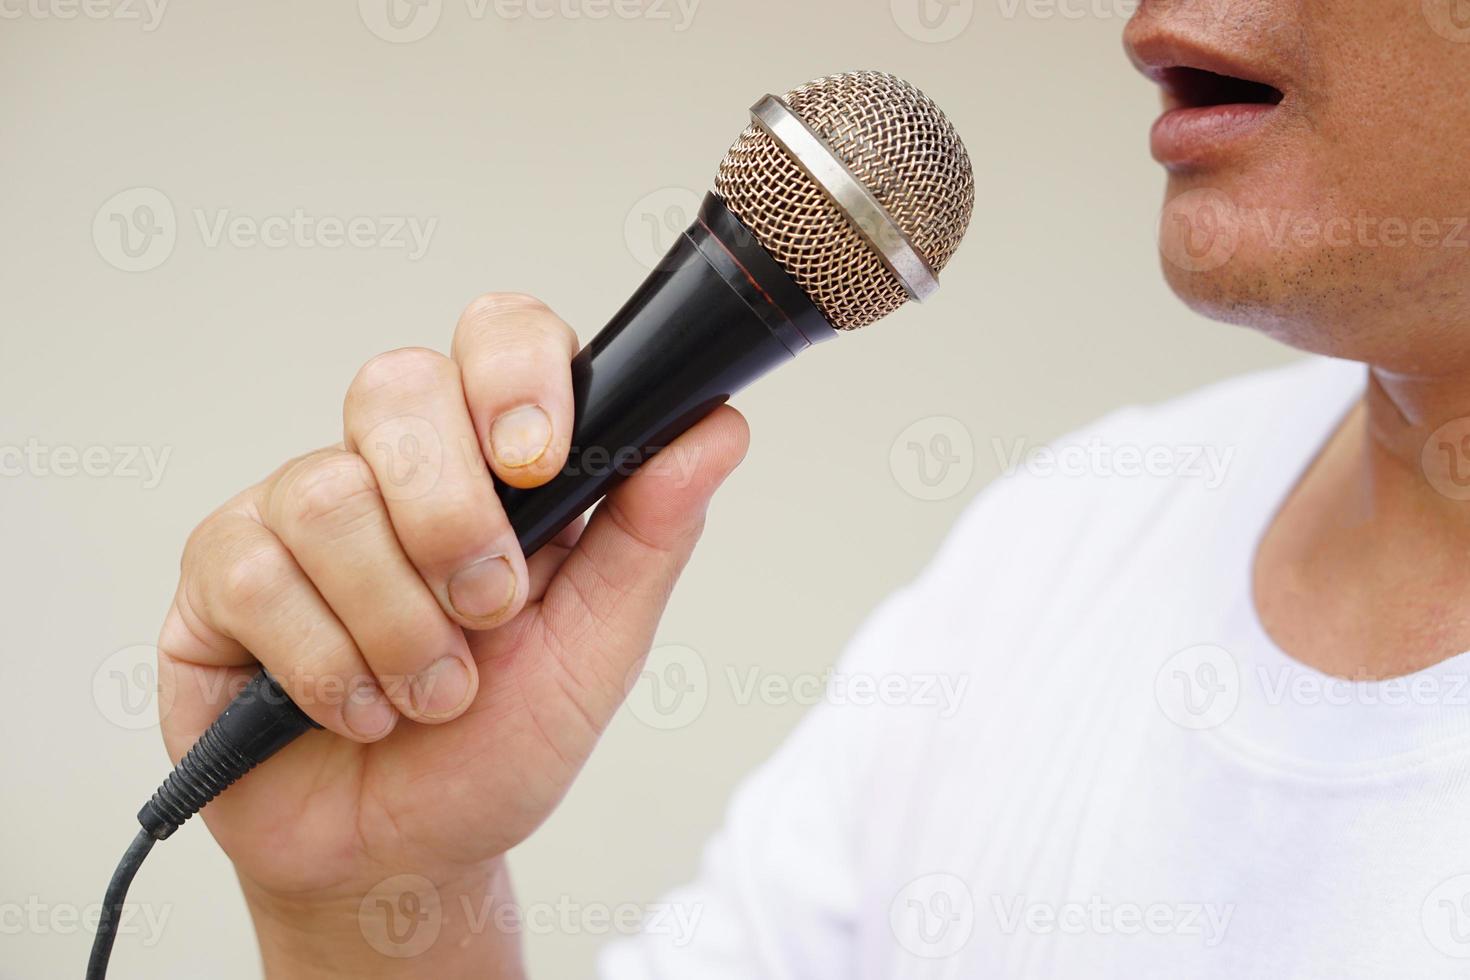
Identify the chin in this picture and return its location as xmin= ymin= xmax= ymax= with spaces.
xmin=1159 ymin=211 xmax=1470 ymax=376
xmin=1160 ymin=246 xmax=1364 ymax=357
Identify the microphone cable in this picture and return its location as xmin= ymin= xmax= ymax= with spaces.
xmin=85 ymin=672 xmax=318 ymax=979
xmin=85 ymin=829 xmax=153 ymax=980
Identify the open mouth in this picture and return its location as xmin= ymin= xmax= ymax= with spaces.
xmin=1124 ymin=26 xmax=1293 ymax=167
xmin=1145 ymin=63 xmax=1285 ymax=167
xmin=1157 ymin=66 xmax=1284 ymax=111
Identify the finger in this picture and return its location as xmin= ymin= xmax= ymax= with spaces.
xmin=469 ymin=517 xmax=585 ymax=663
xmin=262 ymin=448 xmax=479 ymax=724
xmin=163 ymin=506 xmax=398 ymax=743
xmin=343 ymin=347 xmax=529 ymax=632
xmin=538 ymin=406 xmax=748 ymax=704
xmin=451 ymin=293 xmax=579 ymax=490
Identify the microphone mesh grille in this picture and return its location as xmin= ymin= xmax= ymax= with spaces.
xmin=714 ymin=71 xmax=975 ymax=330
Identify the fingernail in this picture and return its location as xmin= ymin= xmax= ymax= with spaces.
xmin=490 ymin=405 xmax=552 ymax=469
xmin=411 ymin=655 xmax=475 ymax=719
xmin=343 ymin=680 xmax=396 ymax=739
xmin=448 ymin=554 xmax=517 ymax=622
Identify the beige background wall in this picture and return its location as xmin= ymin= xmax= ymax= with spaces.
xmin=1 ymin=0 xmax=1299 ymax=976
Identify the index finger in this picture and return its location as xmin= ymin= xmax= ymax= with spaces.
xmin=451 ymin=293 xmax=580 ymax=491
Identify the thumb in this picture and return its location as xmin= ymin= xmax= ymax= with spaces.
xmin=535 ymin=405 xmax=749 ymax=706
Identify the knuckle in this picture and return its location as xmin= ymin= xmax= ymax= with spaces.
xmin=299 ymin=629 xmax=364 ymax=679
xmin=182 ymin=512 xmax=224 ymax=569
xmin=404 ymin=484 xmax=507 ymax=558
xmin=440 ymin=483 xmax=503 ymax=528
xmin=348 ymin=347 xmax=454 ymax=406
xmin=460 ymin=291 xmax=549 ymax=328
xmin=282 ymin=453 xmax=381 ymax=533
xmin=456 ymin=292 xmax=574 ymax=353
xmin=475 ymin=348 xmax=562 ymax=407
xmin=363 ymin=612 xmax=455 ymax=670
xmin=181 ymin=502 xmax=248 ymax=579
xmin=217 ymin=541 xmax=293 ymax=615
xmin=485 ymin=328 xmax=568 ymax=368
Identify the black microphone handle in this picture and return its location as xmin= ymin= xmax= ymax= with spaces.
xmin=501 ymin=191 xmax=837 ymax=552
xmin=136 ymin=192 xmax=837 ymax=840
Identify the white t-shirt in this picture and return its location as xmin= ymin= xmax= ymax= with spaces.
xmin=600 ymin=356 xmax=1470 ymax=979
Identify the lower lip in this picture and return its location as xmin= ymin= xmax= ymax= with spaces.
xmin=1150 ymin=103 xmax=1277 ymax=168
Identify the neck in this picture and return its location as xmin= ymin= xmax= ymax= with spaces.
xmin=1253 ymin=363 xmax=1470 ymax=680
xmin=1367 ymin=366 xmax=1470 ymax=524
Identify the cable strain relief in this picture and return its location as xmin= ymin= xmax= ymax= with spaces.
xmin=137 ymin=726 xmax=254 ymax=839
xmin=136 ymin=670 xmax=320 ymax=840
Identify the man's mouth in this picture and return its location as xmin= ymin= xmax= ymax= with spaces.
xmin=1155 ymin=66 xmax=1284 ymax=114
xmin=1125 ymin=29 xmax=1290 ymax=170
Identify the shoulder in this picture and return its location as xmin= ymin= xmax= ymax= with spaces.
xmin=948 ymin=356 xmax=1358 ymax=555
xmin=864 ymin=357 xmax=1364 ymax=663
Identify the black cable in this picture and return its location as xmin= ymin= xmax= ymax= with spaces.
xmin=85 ymin=829 xmax=155 ymax=980
xmin=85 ymin=671 xmax=319 ymax=978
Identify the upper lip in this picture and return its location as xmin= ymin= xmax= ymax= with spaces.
xmin=1124 ymin=26 xmax=1287 ymax=106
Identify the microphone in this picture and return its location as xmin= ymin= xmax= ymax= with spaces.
xmin=91 ymin=67 xmax=974 ymax=979
xmin=503 ymin=70 xmax=976 ymax=554
xmin=138 ymin=69 xmax=975 ymax=839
